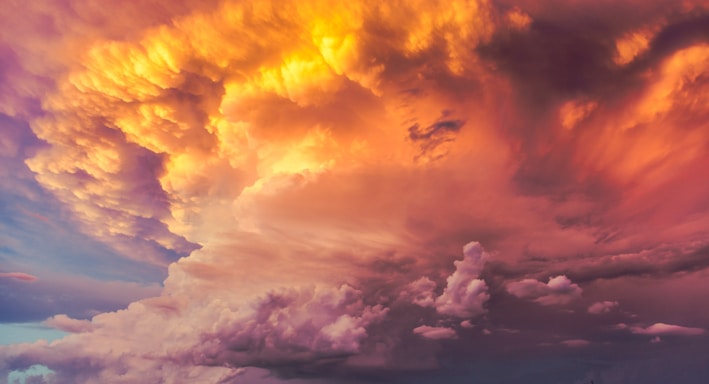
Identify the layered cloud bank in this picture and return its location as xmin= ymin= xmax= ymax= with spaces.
xmin=2 ymin=0 xmax=709 ymax=383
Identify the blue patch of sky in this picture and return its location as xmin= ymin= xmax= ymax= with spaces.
xmin=1 ymin=113 xmax=169 ymax=284
xmin=0 ymin=322 xmax=67 ymax=345
xmin=6 ymin=365 xmax=54 ymax=384
xmin=0 ymin=195 xmax=167 ymax=284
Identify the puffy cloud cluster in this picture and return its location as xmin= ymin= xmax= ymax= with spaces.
xmin=403 ymin=242 xmax=490 ymax=319
xmin=506 ymin=275 xmax=582 ymax=306
xmin=1 ymin=284 xmax=387 ymax=382
xmin=433 ymin=242 xmax=490 ymax=318
xmin=402 ymin=242 xmax=490 ymax=340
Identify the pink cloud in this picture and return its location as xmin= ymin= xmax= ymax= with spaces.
xmin=434 ymin=242 xmax=490 ymax=318
xmin=400 ymin=277 xmax=436 ymax=307
xmin=630 ymin=323 xmax=705 ymax=336
xmin=44 ymin=315 xmax=93 ymax=333
xmin=0 ymin=272 xmax=37 ymax=282
xmin=588 ymin=301 xmax=619 ymax=314
xmin=404 ymin=242 xmax=491 ymax=319
xmin=413 ymin=325 xmax=458 ymax=340
xmin=3 ymin=283 xmax=388 ymax=381
xmin=506 ymin=275 xmax=582 ymax=306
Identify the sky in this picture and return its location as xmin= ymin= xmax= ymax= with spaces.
xmin=1 ymin=0 xmax=709 ymax=383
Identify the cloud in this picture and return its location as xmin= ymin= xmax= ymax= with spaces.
xmin=587 ymin=301 xmax=619 ymax=314
xmin=0 ymin=272 xmax=37 ymax=282
xmin=404 ymin=242 xmax=491 ymax=319
xmin=560 ymin=339 xmax=591 ymax=347
xmin=413 ymin=325 xmax=458 ymax=340
xmin=400 ymin=277 xmax=436 ymax=307
xmin=630 ymin=323 xmax=705 ymax=336
xmin=3 ymin=0 xmax=709 ymax=383
xmin=434 ymin=242 xmax=490 ymax=318
xmin=506 ymin=275 xmax=582 ymax=305
xmin=0 ymin=283 xmax=389 ymax=382
xmin=43 ymin=315 xmax=93 ymax=334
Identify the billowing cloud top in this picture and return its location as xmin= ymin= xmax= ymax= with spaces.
xmin=2 ymin=0 xmax=709 ymax=383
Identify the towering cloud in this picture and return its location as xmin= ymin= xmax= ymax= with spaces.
xmin=433 ymin=242 xmax=490 ymax=318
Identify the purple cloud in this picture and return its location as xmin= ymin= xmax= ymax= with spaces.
xmin=588 ymin=300 xmax=619 ymax=314
xmin=413 ymin=325 xmax=458 ymax=340
xmin=630 ymin=323 xmax=705 ymax=336
xmin=506 ymin=275 xmax=582 ymax=305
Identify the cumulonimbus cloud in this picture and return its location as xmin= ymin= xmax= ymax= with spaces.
xmin=3 ymin=0 xmax=709 ymax=382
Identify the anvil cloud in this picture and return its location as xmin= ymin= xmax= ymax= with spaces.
xmin=2 ymin=0 xmax=709 ymax=383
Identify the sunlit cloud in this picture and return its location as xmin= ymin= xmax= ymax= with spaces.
xmin=2 ymin=0 xmax=709 ymax=383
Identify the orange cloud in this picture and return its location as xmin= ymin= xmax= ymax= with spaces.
xmin=3 ymin=0 xmax=709 ymax=382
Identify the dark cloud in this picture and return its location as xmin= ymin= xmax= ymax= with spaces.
xmin=408 ymin=114 xmax=465 ymax=160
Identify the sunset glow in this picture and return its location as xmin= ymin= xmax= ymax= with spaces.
xmin=2 ymin=1 xmax=709 ymax=383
